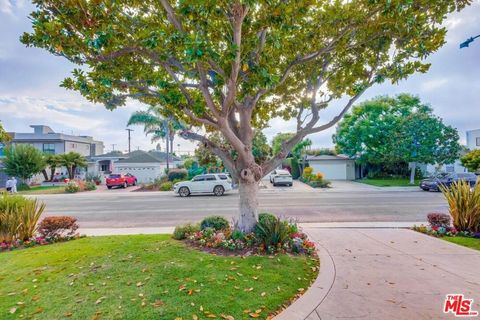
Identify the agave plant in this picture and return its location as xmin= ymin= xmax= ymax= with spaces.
xmin=440 ymin=179 xmax=480 ymax=233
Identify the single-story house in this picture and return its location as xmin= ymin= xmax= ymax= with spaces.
xmin=113 ymin=151 xmax=182 ymax=183
xmin=306 ymin=155 xmax=358 ymax=180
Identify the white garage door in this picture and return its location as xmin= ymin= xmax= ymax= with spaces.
xmin=115 ymin=164 xmax=163 ymax=183
xmin=310 ymin=161 xmax=348 ymax=180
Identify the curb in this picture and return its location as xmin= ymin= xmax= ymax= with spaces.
xmin=274 ymin=236 xmax=336 ymax=320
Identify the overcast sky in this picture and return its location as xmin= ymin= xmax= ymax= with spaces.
xmin=1 ymin=1 xmax=479 ymax=154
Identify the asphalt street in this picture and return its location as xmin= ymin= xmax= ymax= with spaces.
xmin=33 ymin=186 xmax=446 ymax=228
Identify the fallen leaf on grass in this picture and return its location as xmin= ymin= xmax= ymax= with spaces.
xmin=192 ymin=315 xmax=198 ymax=320
xmin=33 ymin=307 xmax=44 ymax=314
xmin=95 ymin=296 xmax=106 ymax=305
xmin=151 ymin=300 xmax=164 ymax=308
xmin=136 ymin=282 xmax=144 ymax=287
xmin=64 ymin=312 xmax=73 ymax=317
xmin=220 ymin=315 xmax=234 ymax=320
xmin=9 ymin=307 xmax=17 ymax=314
xmin=244 ymin=287 xmax=254 ymax=292
xmin=249 ymin=313 xmax=260 ymax=318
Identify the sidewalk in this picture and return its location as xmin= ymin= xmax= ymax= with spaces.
xmin=275 ymin=228 xmax=480 ymax=320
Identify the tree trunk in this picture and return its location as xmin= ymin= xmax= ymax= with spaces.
xmin=41 ymin=169 xmax=49 ymax=182
xmin=237 ymin=181 xmax=259 ymax=233
xmin=410 ymin=162 xmax=416 ymax=185
xmin=49 ymin=167 xmax=56 ymax=181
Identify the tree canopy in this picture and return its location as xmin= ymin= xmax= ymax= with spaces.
xmin=461 ymin=149 xmax=480 ymax=173
xmin=22 ymin=0 xmax=470 ymax=231
xmin=334 ymin=94 xmax=460 ymax=169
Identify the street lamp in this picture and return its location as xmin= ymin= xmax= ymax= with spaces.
xmin=460 ymin=34 xmax=480 ymax=49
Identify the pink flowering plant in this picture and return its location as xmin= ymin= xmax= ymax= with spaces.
xmin=412 ymin=212 xmax=480 ymax=239
xmin=173 ymin=213 xmax=316 ymax=255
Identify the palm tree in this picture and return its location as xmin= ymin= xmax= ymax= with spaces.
xmin=128 ymin=106 xmax=184 ymax=170
xmin=44 ymin=154 xmax=62 ymax=181
xmin=58 ymin=152 xmax=88 ymax=179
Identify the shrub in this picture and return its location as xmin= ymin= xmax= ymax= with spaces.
xmin=85 ymin=181 xmax=97 ymax=191
xmin=65 ymin=181 xmax=80 ymax=193
xmin=257 ymin=213 xmax=277 ymax=226
xmin=231 ymin=229 xmax=245 ymax=241
xmin=160 ymin=181 xmax=173 ymax=191
xmin=38 ymin=216 xmax=79 ymax=238
xmin=0 ymin=194 xmax=45 ymax=242
xmin=200 ymin=216 xmax=230 ymax=231
xmin=308 ymin=180 xmax=331 ymax=188
xmin=173 ymin=223 xmax=200 ymax=240
xmin=255 ymin=215 xmax=290 ymax=253
xmin=440 ymin=180 xmax=480 ymax=232
xmin=168 ymin=169 xmax=188 ymax=182
xmin=86 ymin=173 xmax=102 ymax=184
xmin=427 ymin=213 xmax=451 ymax=228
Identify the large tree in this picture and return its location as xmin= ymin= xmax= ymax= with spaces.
xmin=334 ymin=94 xmax=461 ymax=183
xmin=3 ymin=144 xmax=46 ymax=182
xmin=22 ymin=0 xmax=469 ymax=231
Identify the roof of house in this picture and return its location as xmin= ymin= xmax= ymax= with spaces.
xmin=116 ymin=151 xmax=181 ymax=164
xmin=306 ymin=154 xmax=353 ymax=161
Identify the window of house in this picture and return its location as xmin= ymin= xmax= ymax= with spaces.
xmin=100 ymin=164 xmax=109 ymax=172
xmin=43 ymin=143 xmax=55 ymax=154
xmin=476 ymin=137 xmax=480 ymax=146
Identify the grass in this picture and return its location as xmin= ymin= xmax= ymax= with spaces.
xmin=442 ymin=236 xmax=480 ymax=251
xmin=356 ymin=177 xmax=417 ymax=187
xmin=19 ymin=186 xmax=66 ymax=195
xmin=0 ymin=235 xmax=318 ymax=319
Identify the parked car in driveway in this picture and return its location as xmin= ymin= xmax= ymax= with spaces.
xmin=420 ymin=172 xmax=477 ymax=192
xmin=174 ymin=173 xmax=232 ymax=197
xmin=106 ymin=173 xmax=137 ymax=189
xmin=269 ymin=169 xmax=293 ymax=187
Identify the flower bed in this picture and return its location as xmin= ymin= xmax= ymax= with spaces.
xmin=300 ymin=168 xmax=331 ymax=188
xmin=174 ymin=213 xmax=316 ymax=256
xmin=0 ymin=234 xmax=84 ymax=252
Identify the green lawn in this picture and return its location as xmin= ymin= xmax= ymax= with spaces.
xmin=442 ymin=236 xmax=480 ymax=251
xmin=0 ymin=235 xmax=318 ymax=319
xmin=356 ymin=178 xmax=417 ymax=187
xmin=15 ymin=186 xmax=66 ymax=195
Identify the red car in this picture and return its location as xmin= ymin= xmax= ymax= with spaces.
xmin=106 ymin=173 xmax=137 ymax=189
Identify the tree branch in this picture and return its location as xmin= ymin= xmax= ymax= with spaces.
xmin=159 ymin=0 xmax=184 ymax=32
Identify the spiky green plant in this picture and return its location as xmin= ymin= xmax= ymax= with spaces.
xmin=0 ymin=194 xmax=45 ymax=242
xmin=440 ymin=179 xmax=480 ymax=232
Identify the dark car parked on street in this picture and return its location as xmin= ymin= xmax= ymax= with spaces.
xmin=420 ymin=172 xmax=478 ymax=192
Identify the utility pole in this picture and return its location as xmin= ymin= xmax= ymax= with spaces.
xmin=126 ymin=128 xmax=134 ymax=153
xmin=111 ymin=144 xmax=116 ymax=151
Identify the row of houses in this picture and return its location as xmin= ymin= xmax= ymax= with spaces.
xmin=0 ymin=125 xmax=182 ymax=185
xmin=306 ymin=129 xmax=480 ymax=180
xmin=1 ymin=125 xmax=479 ymax=184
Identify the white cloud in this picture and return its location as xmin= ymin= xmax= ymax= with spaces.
xmin=0 ymin=0 xmax=13 ymax=15
xmin=420 ymin=78 xmax=449 ymax=92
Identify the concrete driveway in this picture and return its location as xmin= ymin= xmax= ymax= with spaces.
xmin=277 ymin=228 xmax=480 ymax=320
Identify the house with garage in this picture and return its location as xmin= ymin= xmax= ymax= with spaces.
xmin=102 ymin=151 xmax=183 ymax=184
xmin=306 ymin=154 xmax=358 ymax=180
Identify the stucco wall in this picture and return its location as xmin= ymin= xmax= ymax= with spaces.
xmin=309 ymin=160 xmax=356 ymax=180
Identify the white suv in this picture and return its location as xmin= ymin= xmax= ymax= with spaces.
xmin=174 ymin=174 xmax=233 ymax=197
xmin=270 ymin=169 xmax=293 ymax=187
